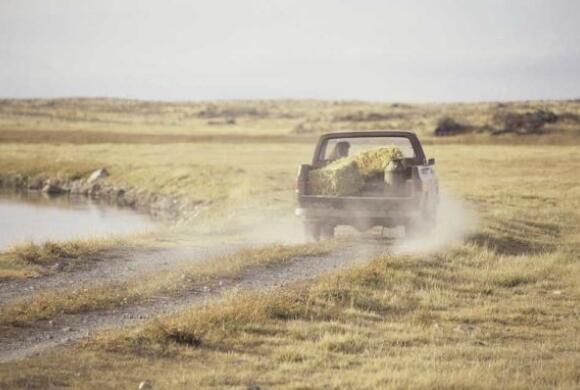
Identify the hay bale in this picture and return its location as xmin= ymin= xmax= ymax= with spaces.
xmin=352 ymin=146 xmax=403 ymax=177
xmin=307 ymin=146 xmax=403 ymax=196
xmin=308 ymin=159 xmax=364 ymax=196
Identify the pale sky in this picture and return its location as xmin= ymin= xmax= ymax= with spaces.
xmin=1 ymin=0 xmax=579 ymax=102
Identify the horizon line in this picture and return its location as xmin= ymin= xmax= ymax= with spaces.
xmin=0 ymin=95 xmax=578 ymax=105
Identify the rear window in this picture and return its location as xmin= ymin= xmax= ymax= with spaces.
xmin=319 ymin=136 xmax=416 ymax=162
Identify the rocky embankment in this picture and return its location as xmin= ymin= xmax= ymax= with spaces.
xmin=0 ymin=168 xmax=203 ymax=220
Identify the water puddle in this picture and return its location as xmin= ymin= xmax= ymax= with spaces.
xmin=0 ymin=190 xmax=156 ymax=251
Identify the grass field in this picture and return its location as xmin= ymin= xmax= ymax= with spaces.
xmin=1 ymin=98 xmax=579 ymax=141
xmin=0 ymin=99 xmax=579 ymax=388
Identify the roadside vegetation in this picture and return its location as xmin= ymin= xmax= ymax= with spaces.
xmin=0 ymin=238 xmax=122 ymax=280
xmin=0 ymin=234 xmax=155 ymax=280
xmin=11 ymin=238 xmax=122 ymax=266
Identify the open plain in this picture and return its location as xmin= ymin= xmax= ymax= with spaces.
xmin=0 ymin=98 xmax=579 ymax=389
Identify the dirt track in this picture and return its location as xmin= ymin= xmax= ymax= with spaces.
xmin=0 ymin=239 xmax=387 ymax=363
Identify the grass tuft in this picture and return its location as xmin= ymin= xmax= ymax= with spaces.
xmin=9 ymin=238 xmax=123 ymax=266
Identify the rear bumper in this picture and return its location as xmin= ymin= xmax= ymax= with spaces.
xmin=296 ymin=195 xmax=421 ymax=226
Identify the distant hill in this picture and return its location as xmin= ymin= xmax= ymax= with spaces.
xmin=1 ymin=98 xmax=578 ymax=143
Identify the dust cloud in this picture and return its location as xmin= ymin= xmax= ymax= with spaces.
xmin=392 ymin=193 xmax=479 ymax=255
xmin=244 ymin=215 xmax=307 ymax=245
xmin=221 ymin=193 xmax=477 ymax=255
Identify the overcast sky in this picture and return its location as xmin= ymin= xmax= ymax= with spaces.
xmin=1 ymin=0 xmax=579 ymax=102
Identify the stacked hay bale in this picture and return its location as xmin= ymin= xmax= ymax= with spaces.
xmin=352 ymin=146 xmax=404 ymax=177
xmin=308 ymin=158 xmax=364 ymax=196
xmin=308 ymin=146 xmax=403 ymax=196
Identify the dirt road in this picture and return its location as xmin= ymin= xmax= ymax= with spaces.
xmin=0 ymin=239 xmax=388 ymax=363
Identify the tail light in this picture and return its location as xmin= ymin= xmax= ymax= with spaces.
xmin=296 ymin=176 xmax=306 ymax=194
xmin=296 ymin=164 xmax=310 ymax=194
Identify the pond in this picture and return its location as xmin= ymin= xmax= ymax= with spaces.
xmin=0 ymin=190 xmax=157 ymax=251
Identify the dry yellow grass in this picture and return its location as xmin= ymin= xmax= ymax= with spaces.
xmin=1 ymin=98 xmax=579 ymax=139
xmin=0 ymin=233 xmax=161 ymax=280
xmin=85 ymin=243 xmax=577 ymax=389
xmin=0 ymin=142 xmax=308 ymax=201
xmin=0 ymin=140 xmax=578 ymax=388
xmin=0 ymin=238 xmax=125 ymax=280
xmin=9 ymin=238 xmax=122 ymax=266
xmin=0 ymin=99 xmax=579 ymax=388
xmin=2 ymin=241 xmax=578 ymax=388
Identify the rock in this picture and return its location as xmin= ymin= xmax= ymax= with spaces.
xmin=42 ymin=182 xmax=65 ymax=194
xmin=89 ymin=183 xmax=101 ymax=195
xmin=139 ymin=380 xmax=153 ymax=389
xmin=434 ymin=117 xmax=472 ymax=136
xmin=87 ymin=168 xmax=109 ymax=184
xmin=492 ymin=109 xmax=558 ymax=135
xmin=27 ymin=177 xmax=44 ymax=190
xmin=69 ymin=180 xmax=85 ymax=194
xmin=13 ymin=174 xmax=24 ymax=187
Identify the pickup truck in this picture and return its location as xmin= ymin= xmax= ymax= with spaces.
xmin=296 ymin=131 xmax=438 ymax=240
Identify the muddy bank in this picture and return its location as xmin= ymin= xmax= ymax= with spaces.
xmin=0 ymin=172 xmax=204 ymax=221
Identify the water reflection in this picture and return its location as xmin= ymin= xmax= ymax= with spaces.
xmin=0 ymin=190 xmax=156 ymax=251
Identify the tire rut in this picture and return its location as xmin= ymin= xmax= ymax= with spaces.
xmin=0 ymin=241 xmax=387 ymax=363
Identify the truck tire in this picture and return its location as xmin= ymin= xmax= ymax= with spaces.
xmin=305 ymin=221 xmax=321 ymax=241
xmin=320 ymin=224 xmax=335 ymax=240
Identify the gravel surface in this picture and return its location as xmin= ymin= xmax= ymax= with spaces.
xmin=0 ymin=239 xmax=388 ymax=363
